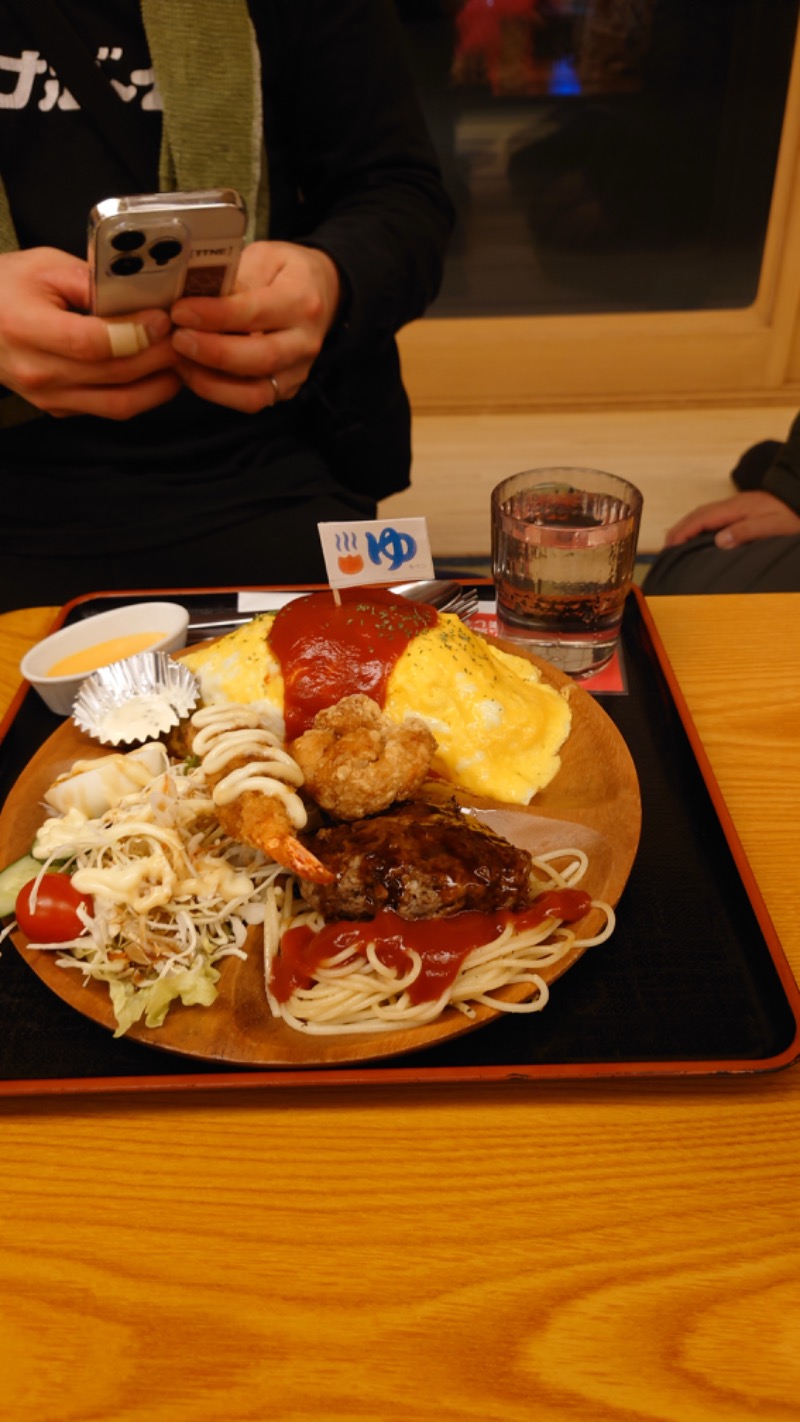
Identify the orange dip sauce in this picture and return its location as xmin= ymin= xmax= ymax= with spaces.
xmin=268 ymin=588 xmax=438 ymax=738
xmin=47 ymin=631 xmax=166 ymax=678
xmin=272 ymin=889 xmax=592 ymax=1006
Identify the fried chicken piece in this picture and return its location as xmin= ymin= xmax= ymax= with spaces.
xmin=290 ymin=693 xmax=437 ymax=821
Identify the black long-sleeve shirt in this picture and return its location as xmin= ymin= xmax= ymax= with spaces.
xmin=763 ymin=415 xmax=800 ymax=514
xmin=0 ymin=0 xmax=453 ymax=556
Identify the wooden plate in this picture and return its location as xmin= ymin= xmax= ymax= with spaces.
xmin=0 ymin=644 xmax=641 ymax=1067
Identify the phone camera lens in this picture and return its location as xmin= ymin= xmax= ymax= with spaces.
xmin=110 ymin=255 xmax=144 ymax=277
xmin=149 ymin=239 xmax=183 ymax=266
xmin=110 ymin=228 xmax=146 ymax=252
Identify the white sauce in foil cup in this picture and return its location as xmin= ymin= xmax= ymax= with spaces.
xmin=72 ymin=652 xmax=200 ymax=746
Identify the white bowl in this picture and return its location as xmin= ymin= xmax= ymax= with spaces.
xmin=20 ymin=602 xmax=191 ymax=716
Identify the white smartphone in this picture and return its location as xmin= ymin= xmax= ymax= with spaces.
xmin=88 ymin=188 xmax=248 ymax=317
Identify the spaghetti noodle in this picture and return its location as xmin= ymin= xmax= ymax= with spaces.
xmin=264 ymin=848 xmax=614 ymax=1035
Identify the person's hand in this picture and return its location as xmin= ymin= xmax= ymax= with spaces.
xmin=664 ymin=490 xmax=800 ymax=549
xmin=169 ymin=241 xmax=342 ymax=413
xmin=0 ymin=248 xmax=181 ymax=418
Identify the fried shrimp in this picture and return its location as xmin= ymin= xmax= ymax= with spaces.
xmin=290 ymin=693 xmax=437 ymax=821
xmin=190 ymin=705 xmax=334 ymax=884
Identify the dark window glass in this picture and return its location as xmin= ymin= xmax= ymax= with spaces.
xmin=398 ymin=0 xmax=800 ymax=315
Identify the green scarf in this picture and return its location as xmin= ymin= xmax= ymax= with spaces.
xmin=0 ymin=0 xmax=267 ymax=248
xmin=141 ymin=0 xmax=268 ymax=244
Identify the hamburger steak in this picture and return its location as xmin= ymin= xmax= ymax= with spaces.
xmin=298 ymin=801 xmax=546 ymax=921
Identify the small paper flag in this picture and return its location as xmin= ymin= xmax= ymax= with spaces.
xmin=318 ymin=517 xmax=435 ymax=589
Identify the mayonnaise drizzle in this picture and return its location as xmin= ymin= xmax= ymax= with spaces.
xmin=190 ymin=704 xmax=307 ymax=829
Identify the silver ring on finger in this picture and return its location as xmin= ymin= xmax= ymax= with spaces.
xmin=268 ymin=374 xmax=281 ymax=404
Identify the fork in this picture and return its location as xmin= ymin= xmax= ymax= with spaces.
xmin=395 ymin=579 xmax=479 ymax=620
xmin=186 ymin=579 xmax=479 ymax=636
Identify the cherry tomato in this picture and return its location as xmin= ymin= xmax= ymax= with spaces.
xmin=15 ymin=875 xmax=93 ymax=943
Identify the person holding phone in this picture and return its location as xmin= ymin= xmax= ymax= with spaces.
xmin=0 ymin=0 xmax=453 ymax=610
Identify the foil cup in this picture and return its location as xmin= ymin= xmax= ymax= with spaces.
xmin=72 ymin=652 xmax=200 ymax=746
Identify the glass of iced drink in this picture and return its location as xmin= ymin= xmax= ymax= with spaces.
xmin=491 ymin=468 xmax=643 ymax=678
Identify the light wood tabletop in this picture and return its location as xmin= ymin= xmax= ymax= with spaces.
xmin=1 ymin=595 xmax=799 ymax=1422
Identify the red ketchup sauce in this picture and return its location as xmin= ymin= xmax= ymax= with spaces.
xmin=271 ymin=889 xmax=592 ymax=1006
xmin=268 ymin=588 xmax=439 ymax=739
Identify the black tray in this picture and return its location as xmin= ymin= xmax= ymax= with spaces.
xmin=0 ymin=586 xmax=797 ymax=1096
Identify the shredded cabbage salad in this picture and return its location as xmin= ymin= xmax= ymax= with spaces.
xmin=6 ymin=758 xmax=281 ymax=1036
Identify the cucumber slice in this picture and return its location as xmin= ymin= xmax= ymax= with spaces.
xmin=0 ymin=853 xmax=43 ymax=918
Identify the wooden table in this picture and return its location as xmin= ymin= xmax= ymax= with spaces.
xmin=1 ymin=597 xmax=799 ymax=1422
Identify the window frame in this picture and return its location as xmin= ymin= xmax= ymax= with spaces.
xmin=399 ymin=22 xmax=800 ymax=413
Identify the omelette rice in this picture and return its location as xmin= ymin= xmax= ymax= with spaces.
xmin=179 ymin=592 xmax=572 ymax=805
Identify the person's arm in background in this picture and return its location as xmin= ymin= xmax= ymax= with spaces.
xmin=0 ymin=247 xmax=180 ymax=419
xmin=170 ymin=0 xmax=454 ymax=413
xmin=665 ymin=412 xmax=800 ymax=548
